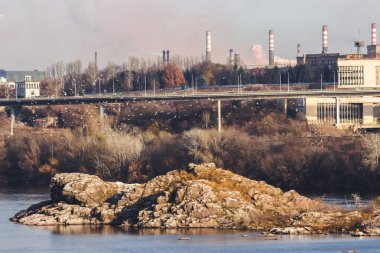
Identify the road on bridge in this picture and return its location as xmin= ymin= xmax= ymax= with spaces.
xmin=1 ymin=89 xmax=380 ymax=107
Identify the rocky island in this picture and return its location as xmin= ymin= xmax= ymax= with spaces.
xmin=11 ymin=163 xmax=380 ymax=236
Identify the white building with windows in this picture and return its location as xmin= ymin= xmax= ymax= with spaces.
xmin=337 ymin=56 xmax=380 ymax=88
xmin=16 ymin=75 xmax=40 ymax=98
xmin=306 ymin=43 xmax=380 ymax=129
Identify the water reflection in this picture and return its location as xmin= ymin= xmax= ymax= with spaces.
xmin=37 ymin=225 xmax=264 ymax=237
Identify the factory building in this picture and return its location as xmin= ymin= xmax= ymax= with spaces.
xmin=16 ymin=75 xmax=40 ymax=98
xmin=305 ymin=23 xmax=380 ymax=129
xmin=2 ymin=70 xmax=45 ymax=82
xmin=337 ymin=23 xmax=380 ymax=88
xmin=297 ymin=25 xmax=340 ymax=69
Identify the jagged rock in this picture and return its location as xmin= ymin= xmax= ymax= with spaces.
xmin=9 ymin=163 xmax=380 ymax=235
xmin=50 ymin=173 xmax=127 ymax=207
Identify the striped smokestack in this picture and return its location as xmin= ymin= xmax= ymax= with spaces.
xmin=322 ymin=25 xmax=328 ymax=54
xmin=206 ymin=31 xmax=212 ymax=62
xmin=166 ymin=50 xmax=170 ymax=64
xmin=297 ymin=44 xmax=301 ymax=57
xmin=372 ymin=23 xmax=377 ymax=45
xmin=269 ymin=30 xmax=274 ymax=66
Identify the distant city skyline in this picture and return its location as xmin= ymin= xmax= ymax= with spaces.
xmin=0 ymin=0 xmax=379 ymax=70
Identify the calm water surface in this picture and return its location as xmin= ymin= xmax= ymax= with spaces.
xmin=1 ymin=189 xmax=380 ymax=253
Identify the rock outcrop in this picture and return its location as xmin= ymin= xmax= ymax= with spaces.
xmin=10 ymin=163 xmax=380 ymax=236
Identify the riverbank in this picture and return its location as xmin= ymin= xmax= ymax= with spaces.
xmin=10 ymin=163 xmax=380 ymax=236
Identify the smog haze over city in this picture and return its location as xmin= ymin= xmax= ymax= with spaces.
xmin=0 ymin=0 xmax=379 ymax=69
xmin=3 ymin=1 xmax=380 ymax=252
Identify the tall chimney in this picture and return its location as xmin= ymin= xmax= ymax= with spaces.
xmin=372 ymin=23 xmax=377 ymax=45
xmin=234 ymin=52 xmax=241 ymax=66
xmin=162 ymin=50 xmax=166 ymax=66
xmin=166 ymin=50 xmax=170 ymax=64
xmin=206 ymin=31 xmax=212 ymax=62
xmin=269 ymin=30 xmax=275 ymax=66
xmin=322 ymin=25 xmax=328 ymax=54
xmin=297 ymin=44 xmax=301 ymax=57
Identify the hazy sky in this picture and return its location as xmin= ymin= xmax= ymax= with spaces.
xmin=0 ymin=0 xmax=379 ymax=70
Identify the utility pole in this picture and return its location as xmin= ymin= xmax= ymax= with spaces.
xmin=192 ymin=74 xmax=195 ymax=95
xmin=113 ymin=77 xmax=115 ymax=95
xmin=153 ymin=78 xmax=156 ymax=96
xmin=279 ymin=73 xmax=282 ymax=91
xmin=144 ymin=76 xmax=147 ymax=97
xmin=320 ymin=73 xmax=323 ymax=91
xmin=287 ymin=71 xmax=290 ymax=92
xmin=217 ymin=100 xmax=222 ymax=133
xmin=73 ymin=78 xmax=76 ymax=96
xmin=333 ymin=71 xmax=336 ymax=91
xmin=240 ymin=74 xmax=242 ymax=92
xmin=98 ymin=76 xmax=102 ymax=95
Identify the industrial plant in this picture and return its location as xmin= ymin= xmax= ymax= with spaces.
xmin=304 ymin=23 xmax=380 ymax=129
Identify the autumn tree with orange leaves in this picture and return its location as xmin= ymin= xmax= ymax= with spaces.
xmin=161 ymin=63 xmax=186 ymax=88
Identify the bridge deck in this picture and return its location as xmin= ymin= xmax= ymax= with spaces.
xmin=1 ymin=90 xmax=380 ymax=106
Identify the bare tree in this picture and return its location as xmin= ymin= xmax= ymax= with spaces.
xmin=66 ymin=60 xmax=82 ymax=95
xmin=102 ymin=128 xmax=145 ymax=178
xmin=201 ymin=111 xmax=211 ymax=129
xmin=129 ymin=57 xmax=140 ymax=72
xmin=86 ymin=62 xmax=98 ymax=89
xmin=47 ymin=61 xmax=65 ymax=96
xmin=104 ymin=62 xmax=118 ymax=93
xmin=361 ymin=133 xmax=380 ymax=170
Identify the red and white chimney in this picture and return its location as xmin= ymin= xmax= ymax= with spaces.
xmin=372 ymin=23 xmax=377 ymax=45
xmin=322 ymin=25 xmax=328 ymax=54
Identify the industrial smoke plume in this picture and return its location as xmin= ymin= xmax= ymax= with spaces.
xmin=249 ymin=45 xmax=296 ymax=66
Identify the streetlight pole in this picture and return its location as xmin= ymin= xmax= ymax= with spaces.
xmin=333 ymin=71 xmax=336 ymax=91
xmin=196 ymin=77 xmax=198 ymax=93
xmin=280 ymin=73 xmax=282 ymax=91
xmin=98 ymin=77 xmax=101 ymax=95
xmin=112 ymin=77 xmax=115 ymax=95
xmin=73 ymin=78 xmax=76 ymax=96
xmin=320 ymin=73 xmax=323 ymax=91
xmin=153 ymin=78 xmax=156 ymax=96
xmin=192 ymin=74 xmax=195 ymax=95
xmin=144 ymin=76 xmax=147 ymax=97
xmin=287 ymin=71 xmax=290 ymax=92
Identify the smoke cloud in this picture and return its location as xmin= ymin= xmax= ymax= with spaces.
xmin=249 ymin=45 xmax=268 ymax=66
xmin=274 ymin=56 xmax=297 ymax=66
xmin=0 ymin=0 xmax=377 ymax=69
xmin=248 ymin=44 xmax=296 ymax=66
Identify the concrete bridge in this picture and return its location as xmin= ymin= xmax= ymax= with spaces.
xmin=1 ymin=90 xmax=380 ymax=106
xmin=2 ymin=89 xmax=380 ymax=135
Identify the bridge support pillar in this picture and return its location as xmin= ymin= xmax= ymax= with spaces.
xmin=10 ymin=107 xmax=15 ymax=136
xmin=284 ymin=99 xmax=288 ymax=115
xmin=99 ymin=105 xmax=105 ymax=130
xmin=217 ymin=100 xmax=222 ymax=133
xmin=336 ymin=97 xmax=340 ymax=126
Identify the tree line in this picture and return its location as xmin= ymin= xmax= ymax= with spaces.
xmin=38 ymin=57 xmax=337 ymax=97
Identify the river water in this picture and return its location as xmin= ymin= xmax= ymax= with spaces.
xmin=1 ymin=189 xmax=380 ymax=253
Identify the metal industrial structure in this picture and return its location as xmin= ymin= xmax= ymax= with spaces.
xmin=322 ymin=25 xmax=328 ymax=54
xmin=162 ymin=50 xmax=170 ymax=66
xmin=305 ymin=23 xmax=380 ymax=129
xmin=269 ymin=30 xmax=275 ymax=66
xmin=0 ymin=70 xmax=46 ymax=82
xmin=297 ymin=25 xmax=339 ymax=69
xmin=206 ymin=31 xmax=212 ymax=62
